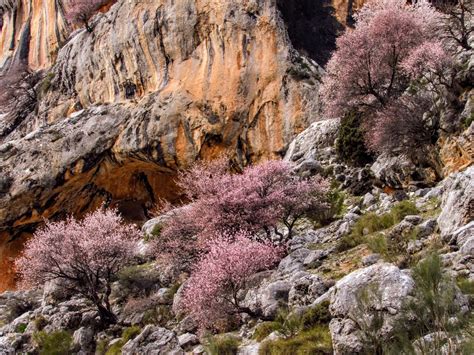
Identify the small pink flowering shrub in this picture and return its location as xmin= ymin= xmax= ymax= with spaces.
xmin=65 ymin=0 xmax=108 ymax=32
xmin=15 ymin=208 xmax=140 ymax=324
xmin=181 ymin=235 xmax=282 ymax=333
xmin=154 ymin=159 xmax=329 ymax=270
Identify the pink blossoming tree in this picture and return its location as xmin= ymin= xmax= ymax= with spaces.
xmin=65 ymin=0 xmax=107 ymax=32
xmin=154 ymin=159 xmax=329 ymax=270
xmin=15 ymin=208 xmax=140 ymax=324
xmin=181 ymin=235 xmax=282 ymax=333
xmin=320 ymin=0 xmax=441 ymax=118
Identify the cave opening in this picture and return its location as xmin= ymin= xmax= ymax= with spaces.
xmin=277 ymin=0 xmax=346 ymax=65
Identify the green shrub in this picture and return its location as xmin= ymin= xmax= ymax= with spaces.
xmin=336 ymin=110 xmax=373 ymax=166
xmin=206 ymin=335 xmax=240 ymax=355
xmin=15 ymin=323 xmax=27 ymax=333
xmin=96 ymin=339 xmax=108 ymax=355
xmin=301 ymin=301 xmax=332 ymax=329
xmin=365 ymin=233 xmax=389 ymax=257
xmin=34 ymin=330 xmax=73 ymax=355
xmin=388 ymin=253 xmax=473 ymax=354
xmin=105 ymin=326 xmax=141 ymax=355
xmin=338 ymin=201 xmax=419 ymax=252
xmin=336 ymin=233 xmax=364 ymax=253
xmin=118 ymin=263 xmax=160 ymax=295
xmin=253 ymin=322 xmax=281 ymax=341
xmin=390 ymin=200 xmax=419 ymax=222
xmin=122 ymin=326 xmax=141 ymax=342
xmin=259 ymin=325 xmax=332 ymax=355
xmin=457 ymin=276 xmax=474 ymax=307
xmin=144 ymin=224 xmax=163 ymax=242
xmin=274 ymin=309 xmax=304 ymax=338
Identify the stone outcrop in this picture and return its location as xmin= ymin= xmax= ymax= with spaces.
xmin=328 ymin=264 xmax=414 ymax=354
xmin=0 ymin=0 xmax=68 ymax=70
xmin=438 ymin=165 xmax=474 ymax=240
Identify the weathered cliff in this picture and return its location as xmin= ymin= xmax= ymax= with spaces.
xmin=0 ymin=0 xmax=68 ymax=70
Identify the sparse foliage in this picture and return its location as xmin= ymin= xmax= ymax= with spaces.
xmin=65 ymin=0 xmax=106 ymax=32
xmin=16 ymin=208 xmax=140 ymax=325
xmin=181 ymin=235 xmax=282 ymax=333
xmin=439 ymin=0 xmax=473 ymax=50
xmin=0 ymin=64 xmax=42 ymax=138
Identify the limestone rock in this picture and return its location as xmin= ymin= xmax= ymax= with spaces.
xmin=121 ymin=325 xmax=183 ymax=355
xmin=328 ymin=263 xmax=414 ymax=354
xmin=437 ymin=166 xmax=473 ymax=239
xmin=371 ymin=153 xmax=438 ymax=189
xmin=284 ymin=118 xmax=341 ymax=174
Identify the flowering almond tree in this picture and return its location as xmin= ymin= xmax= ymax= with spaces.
xmin=153 ymin=159 xmax=330 ymax=270
xmin=65 ymin=0 xmax=107 ymax=32
xmin=181 ymin=235 xmax=282 ymax=333
xmin=16 ymin=208 xmax=140 ymax=325
xmin=320 ymin=0 xmax=440 ymax=118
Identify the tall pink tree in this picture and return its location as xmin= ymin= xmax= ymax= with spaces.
xmin=181 ymin=235 xmax=282 ymax=333
xmin=15 ymin=208 xmax=140 ymax=324
xmin=320 ymin=0 xmax=441 ymax=118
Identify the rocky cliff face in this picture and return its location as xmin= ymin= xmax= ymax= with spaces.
xmin=0 ymin=0 xmax=68 ymax=70
xmin=0 ymin=0 xmax=367 ymax=290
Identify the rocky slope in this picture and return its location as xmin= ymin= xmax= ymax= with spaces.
xmin=0 ymin=0 xmax=367 ymax=291
xmin=0 ymin=118 xmax=472 ymax=355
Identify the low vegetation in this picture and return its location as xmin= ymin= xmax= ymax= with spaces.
xmin=337 ymin=201 xmax=419 ymax=252
xmin=34 ymin=330 xmax=73 ymax=355
xmin=256 ymin=302 xmax=333 ymax=354
xmin=205 ymin=335 xmax=240 ymax=355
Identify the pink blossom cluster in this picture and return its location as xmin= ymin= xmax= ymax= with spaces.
xmin=320 ymin=0 xmax=454 ymax=155
xmin=181 ymin=235 xmax=282 ymax=333
xmin=154 ymin=159 xmax=329 ymax=270
xmin=15 ymin=208 xmax=140 ymax=323
xmin=65 ymin=0 xmax=107 ymax=31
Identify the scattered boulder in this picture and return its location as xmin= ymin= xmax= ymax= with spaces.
xmin=328 ymin=264 xmax=414 ymax=354
xmin=121 ymin=325 xmax=183 ymax=354
xmin=438 ymin=166 xmax=473 ymax=239
xmin=288 ymin=272 xmax=328 ymax=308
xmin=72 ymin=327 xmax=95 ymax=353
xmin=371 ymin=153 xmax=438 ymax=189
xmin=284 ymin=118 xmax=341 ymax=170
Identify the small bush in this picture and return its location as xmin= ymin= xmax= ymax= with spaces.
xmin=390 ymin=201 xmax=419 ymax=222
xmin=336 ymin=110 xmax=373 ymax=166
xmin=118 ymin=263 xmax=161 ymax=296
xmin=95 ymin=339 xmax=108 ymax=355
xmin=105 ymin=326 xmax=141 ymax=355
xmin=336 ymin=233 xmax=365 ymax=253
xmin=301 ymin=301 xmax=332 ymax=329
xmin=253 ymin=322 xmax=281 ymax=341
xmin=274 ymin=309 xmax=304 ymax=338
xmin=206 ymin=335 xmax=240 ymax=355
xmin=338 ymin=201 xmax=419 ymax=252
xmin=122 ymin=326 xmax=141 ymax=341
xmin=457 ymin=276 xmax=474 ymax=307
xmin=259 ymin=325 xmax=332 ymax=355
xmin=144 ymin=224 xmax=163 ymax=242
xmin=15 ymin=323 xmax=27 ymax=333
xmin=34 ymin=330 xmax=73 ymax=355
xmin=366 ymin=233 xmax=389 ymax=257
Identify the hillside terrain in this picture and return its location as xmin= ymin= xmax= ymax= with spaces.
xmin=0 ymin=0 xmax=473 ymax=354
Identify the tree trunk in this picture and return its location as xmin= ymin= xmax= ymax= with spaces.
xmin=96 ymin=303 xmax=117 ymax=325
